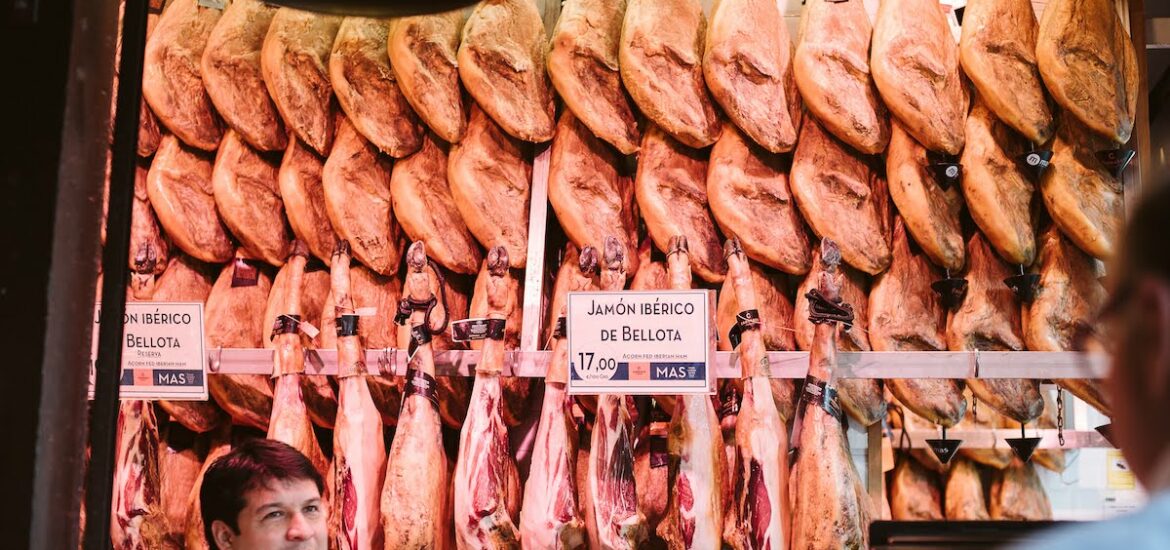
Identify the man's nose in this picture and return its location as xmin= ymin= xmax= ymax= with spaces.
xmin=286 ymin=512 xmax=313 ymax=540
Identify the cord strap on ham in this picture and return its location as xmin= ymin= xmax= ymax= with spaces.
xmin=805 ymin=288 xmax=855 ymax=328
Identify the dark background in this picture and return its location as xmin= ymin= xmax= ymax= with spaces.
xmin=0 ymin=0 xmax=75 ymax=547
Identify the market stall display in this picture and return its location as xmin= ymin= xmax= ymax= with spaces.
xmin=94 ymin=0 xmax=1143 ymax=546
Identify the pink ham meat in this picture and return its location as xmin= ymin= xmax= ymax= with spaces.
xmin=111 ymin=400 xmax=170 ymax=549
xmin=723 ymin=238 xmax=788 ymax=550
xmin=520 ymin=246 xmax=597 ymax=549
xmin=382 ymin=242 xmax=455 ymax=548
xmin=585 ymin=241 xmax=650 ymax=549
xmin=454 ymin=246 xmax=523 ymax=548
xmin=330 ymin=240 xmax=387 ymax=550
xmin=659 ymin=236 xmax=725 ymax=549
xmin=790 ymin=240 xmax=873 ymax=549
xmin=267 ymin=241 xmax=329 ymax=479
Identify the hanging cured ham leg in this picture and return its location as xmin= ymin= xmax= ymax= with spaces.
xmin=205 ymin=258 xmax=275 ymax=431
xmin=790 ymin=240 xmax=872 ymax=549
xmin=382 ymin=241 xmax=454 ymax=549
xmin=111 ymin=400 xmax=170 ymax=549
xmin=585 ymin=240 xmax=649 ymax=549
xmin=656 ymin=236 xmax=724 ymax=549
xmin=267 ymin=241 xmax=329 ymax=477
xmin=454 ymin=246 xmax=522 ymax=549
xmin=520 ymin=246 xmax=596 ymax=549
xmin=1025 ymin=226 xmax=1111 ymax=414
xmin=329 ymin=241 xmax=387 ymax=550
xmin=870 ymin=218 xmax=965 ymax=427
xmin=722 ymin=237 xmax=787 ymax=550
xmin=659 ymin=235 xmax=720 ymax=545
xmin=949 ymin=232 xmax=1043 ymax=423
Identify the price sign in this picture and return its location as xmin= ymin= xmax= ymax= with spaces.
xmin=567 ymin=290 xmax=713 ymax=395
xmin=89 ymin=302 xmax=209 ymax=401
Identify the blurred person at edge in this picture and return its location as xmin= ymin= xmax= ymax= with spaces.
xmin=200 ymin=439 xmax=327 ymax=550
xmin=1016 ymin=182 xmax=1170 ymax=549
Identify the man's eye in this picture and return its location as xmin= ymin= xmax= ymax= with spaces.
xmin=264 ymin=511 xmax=284 ymax=521
xmin=304 ymin=505 xmax=320 ymax=515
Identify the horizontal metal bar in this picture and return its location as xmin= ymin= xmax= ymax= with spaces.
xmin=206 ymin=349 xmax=1108 ymax=379
xmin=894 ymin=429 xmax=1112 ymax=450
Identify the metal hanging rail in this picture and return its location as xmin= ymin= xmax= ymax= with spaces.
xmin=206 ymin=348 xmax=1109 ymax=379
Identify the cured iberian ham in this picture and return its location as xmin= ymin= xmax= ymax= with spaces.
xmin=382 ymin=241 xmax=456 ymax=549
xmin=657 ymin=236 xmax=725 ymax=549
xmin=454 ymin=246 xmax=523 ymax=548
xmin=520 ymin=246 xmax=597 ymax=549
xmin=722 ymin=238 xmax=788 ymax=550
xmin=585 ymin=239 xmax=650 ymax=549
xmin=329 ymin=240 xmax=387 ymax=549
xmin=790 ymin=240 xmax=873 ymax=549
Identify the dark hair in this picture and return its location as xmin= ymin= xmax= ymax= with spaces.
xmin=1119 ymin=181 xmax=1170 ymax=285
xmin=200 ymin=438 xmax=324 ymax=548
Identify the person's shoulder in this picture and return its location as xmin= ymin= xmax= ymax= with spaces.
xmin=1014 ymin=501 xmax=1170 ymax=550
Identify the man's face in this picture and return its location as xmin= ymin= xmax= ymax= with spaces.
xmin=211 ymin=479 xmax=327 ymax=550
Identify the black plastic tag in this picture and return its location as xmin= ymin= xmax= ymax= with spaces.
xmin=649 ymin=436 xmax=669 ymax=469
xmin=335 ymin=314 xmax=359 ymax=337
xmin=403 ymin=368 xmax=440 ymax=412
xmin=408 ymin=324 xmax=432 ymax=362
xmin=452 ymin=318 xmax=506 ymax=342
xmin=802 ymin=376 xmax=843 ymax=421
xmin=269 ymin=314 xmax=301 ymax=341
xmin=1017 ymin=149 xmax=1053 ymax=181
xmin=927 ymin=153 xmax=962 ymax=190
xmin=231 ymin=258 xmax=259 ymax=288
xmin=552 ymin=317 xmax=567 ymax=339
xmin=925 ymin=438 xmax=963 ymax=465
xmin=1096 ymin=148 xmax=1135 ymax=179
xmin=931 ymin=277 xmax=969 ymax=309
xmin=1004 ymin=273 xmax=1041 ymax=303
xmin=790 ymin=376 xmax=843 ymax=449
xmin=727 ymin=309 xmax=761 ymax=349
xmin=1006 ymin=436 xmax=1042 ymax=463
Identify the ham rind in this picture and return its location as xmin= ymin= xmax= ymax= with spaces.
xmin=585 ymin=240 xmax=649 ymax=549
xmin=382 ymin=242 xmax=454 ymax=549
xmin=520 ymin=247 xmax=595 ymax=549
xmin=790 ymin=241 xmax=873 ymax=549
xmin=658 ymin=236 xmax=725 ymax=549
xmin=453 ymin=247 xmax=522 ymax=548
xmin=266 ymin=242 xmax=329 ymax=477
xmin=111 ymin=401 xmax=171 ymax=549
xmin=723 ymin=238 xmax=788 ymax=550
xmin=330 ymin=241 xmax=387 ymax=550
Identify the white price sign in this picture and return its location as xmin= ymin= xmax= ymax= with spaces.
xmin=89 ymin=302 xmax=209 ymax=401
xmin=567 ymin=290 xmax=714 ymax=395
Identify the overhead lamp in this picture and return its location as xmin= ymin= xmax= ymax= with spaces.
xmin=265 ymin=0 xmax=479 ymax=18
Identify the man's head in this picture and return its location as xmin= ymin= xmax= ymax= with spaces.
xmin=1107 ymin=182 xmax=1170 ymax=490
xmin=200 ymin=439 xmax=327 ymax=550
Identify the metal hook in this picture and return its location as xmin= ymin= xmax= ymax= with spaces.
xmin=375 ymin=348 xmax=392 ymax=376
xmin=209 ymin=346 xmax=224 ymax=374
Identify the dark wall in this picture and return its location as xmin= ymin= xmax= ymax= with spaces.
xmin=0 ymin=0 xmax=73 ymax=546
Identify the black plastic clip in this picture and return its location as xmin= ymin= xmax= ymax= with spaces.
xmin=1017 ymin=149 xmax=1054 ymax=181
xmin=1004 ymin=265 xmax=1041 ymax=303
xmin=932 ymin=270 xmax=968 ymax=310
xmin=1005 ymin=422 xmax=1042 ymax=463
xmin=1096 ymin=148 xmax=1135 ymax=179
